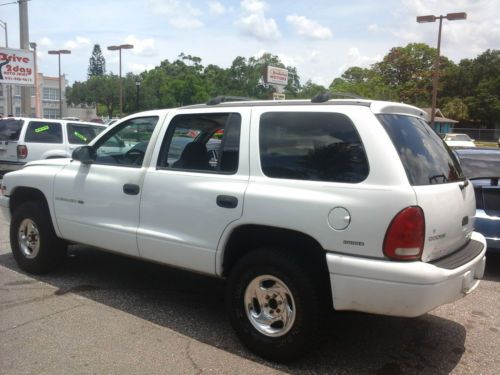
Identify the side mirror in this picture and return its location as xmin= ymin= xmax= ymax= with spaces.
xmin=72 ymin=145 xmax=95 ymax=164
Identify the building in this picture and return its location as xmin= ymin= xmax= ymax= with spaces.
xmin=422 ymin=108 xmax=459 ymax=134
xmin=0 ymin=73 xmax=96 ymax=120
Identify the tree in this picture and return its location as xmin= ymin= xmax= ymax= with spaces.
xmin=373 ymin=43 xmax=453 ymax=105
xmin=442 ymin=98 xmax=469 ymax=121
xmin=88 ymin=44 xmax=106 ymax=77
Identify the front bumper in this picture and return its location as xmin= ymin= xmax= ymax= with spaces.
xmin=326 ymin=231 xmax=487 ymax=317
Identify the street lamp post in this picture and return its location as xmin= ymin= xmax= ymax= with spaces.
xmin=107 ymin=44 xmax=133 ymax=117
xmin=417 ymin=12 xmax=466 ymax=127
xmin=48 ymin=49 xmax=71 ymax=118
xmin=29 ymin=42 xmax=40 ymax=117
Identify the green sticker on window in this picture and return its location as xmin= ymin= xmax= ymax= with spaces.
xmin=74 ymin=131 xmax=87 ymax=142
xmin=35 ymin=125 xmax=49 ymax=133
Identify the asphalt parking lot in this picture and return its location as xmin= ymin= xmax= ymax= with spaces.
xmin=1 ymin=214 xmax=499 ymax=374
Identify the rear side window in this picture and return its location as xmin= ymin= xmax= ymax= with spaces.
xmin=158 ymin=113 xmax=241 ymax=174
xmin=25 ymin=121 xmax=63 ymax=144
xmin=67 ymin=123 xmax=103 ymax=144
xmin=378 ymin=114 xmax=464 ymax=185
xmin=259 ymin=112 xmax=369 ymax=183
xmin=0 ymin=119 xmax=23 ymax=141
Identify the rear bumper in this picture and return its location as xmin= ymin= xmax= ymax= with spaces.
xmin=0 ymin=160 xmax=25 ymax=174
xmin=326 ymin=231 xmax=487 ymax=317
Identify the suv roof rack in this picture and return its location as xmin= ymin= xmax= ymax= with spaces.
xmin=311 ymin=91 xmax=364 ymax=103
xmin=207 ymin=96 xmax=256 ymax=105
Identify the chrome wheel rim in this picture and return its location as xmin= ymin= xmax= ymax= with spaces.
xmin=244 ymin=275 xmax=296 ymax=337
xmin=18 ymin=219 xmax=40 ymax=259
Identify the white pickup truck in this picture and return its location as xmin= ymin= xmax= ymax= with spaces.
xmin=0 ymin=98 xmax=487 ymax=361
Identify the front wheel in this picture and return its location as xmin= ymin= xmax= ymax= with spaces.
xmin=10 ymin=201 xmax=67 ymax=274
xmin=226 ymin=248 xmax=326 ymax=362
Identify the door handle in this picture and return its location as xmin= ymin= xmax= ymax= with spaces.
xmin=123 ymin=183 xmax=140 ymax=195
xmin=216 ymin=195 xmax=238 ymax=209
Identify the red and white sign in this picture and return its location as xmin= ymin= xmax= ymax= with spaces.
xmin=0 ymin=47 xmax=35 ymax=86
xmin=266 ymin=66 xmax=288 ymax=86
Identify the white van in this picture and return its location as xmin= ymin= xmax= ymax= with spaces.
xmin=0 ymin=117 xmax=105 ymax=173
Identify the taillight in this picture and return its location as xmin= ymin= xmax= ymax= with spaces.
xmin=383 ymin=206 xmax=425 ymax=261
xmin=17 ymin=145 xmax=28 ymax=159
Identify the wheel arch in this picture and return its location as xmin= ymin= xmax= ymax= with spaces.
xmin=9 ymin=187 xmax=59 ymax=235
xmin=220 ymin=224 xmax=330 ymax=283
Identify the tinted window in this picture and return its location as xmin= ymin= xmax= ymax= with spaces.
xmin=67 ymin=123 xmax=104 ymax=144
xmin=378 ymin=114 xmax=464 ymax=185
xmin=25 ymin=121 xmax=63 ymax=143
xmin=455 ymin=149 xmax=500 ymax=179
xmin=259 ymin=112 xmax=368 ymax=183
xmin=158 ymin=113 xmax=241 ymax=174
xmin=0 ymin=119 xmax=23 ymax=141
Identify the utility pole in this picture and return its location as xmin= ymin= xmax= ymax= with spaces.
xmin=19 ymin=0 xmax=31 ymax=116
xmin=0 ymin=19 xmax=13 ymax=116
xmin=48 ymin=50 xmax=71 ymax=118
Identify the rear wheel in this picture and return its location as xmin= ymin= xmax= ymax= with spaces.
xmin=10 ymin=201 xmax=67 ymax=274
xmin=226 ymin=248 xmax=325 ymax=362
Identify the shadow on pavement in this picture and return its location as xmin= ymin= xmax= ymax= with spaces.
xmin=0 ymin=246 xmax=467 ymax=374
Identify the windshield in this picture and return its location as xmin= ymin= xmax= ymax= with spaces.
xmin=445 ymin=134 xmax=471 ymax=142
xmin=455 ymin=149 xmax=500 ymax=179
xmin=0 ymin=119 xmax=24 ymax=141
xmin=377 ymin=114 xmax=464 ymax=185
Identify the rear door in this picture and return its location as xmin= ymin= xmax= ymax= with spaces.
xmin=23 ymin=120 xmax=64 ymax=160
xmin=137 ymin=109 xmax=250 ymax=274
xmin=378 ymin=114 xmax=475 ymax=261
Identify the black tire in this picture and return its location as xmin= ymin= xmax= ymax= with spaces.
xmin=226 ymin=248 xmax=326 ymax=362
xmin=10 ymin=201 xmax=67 ymax=274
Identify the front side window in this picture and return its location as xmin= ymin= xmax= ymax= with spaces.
xmin=259 ymin=112 xmax=369 ymax=183
xmin=67 ymin=123 xmax=103 ymax=144
xmin=378 ymin=114 xmax=464 ymax=185
xmin=158 ymin=113 xmax=241 ymax=174
xmin=25 ymin=121 xmax=63 ymax=143
xmin=93 ymin=116 xmax=158 ymax=167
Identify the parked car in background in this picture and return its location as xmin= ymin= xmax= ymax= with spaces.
xmin=444 ymin=133 xmax=476 ymax=148
xmin=455 ymin=147 xmax=500 ymax=253
xmin=0 ymin=117 xmax=105 ymax=173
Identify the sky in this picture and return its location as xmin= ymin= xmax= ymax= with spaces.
xmin=1 ymin=0 xmax=499 ymax=87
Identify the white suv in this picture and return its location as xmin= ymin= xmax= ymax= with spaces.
xmin=0 ymin=117 xmax=105 ymax=173
xmin=0 ymin=98 xmax=487 ymax=361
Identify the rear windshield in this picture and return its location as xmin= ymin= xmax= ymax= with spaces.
xmin=377 ymin=114 xmax=464 ymax=185
xmin=0 ymin=119 xmax=24 ymax=141
xmin=67 ymin=123 xmax=104 ymax=144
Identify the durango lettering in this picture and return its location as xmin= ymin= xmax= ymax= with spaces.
xmin=0 ymin=52 xmax=30 ymax=64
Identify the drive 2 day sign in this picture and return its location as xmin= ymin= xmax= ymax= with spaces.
xmin=0 ymin=47 xmax=35 ymax=86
